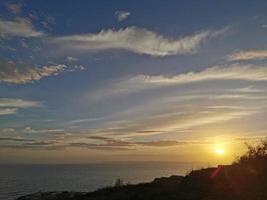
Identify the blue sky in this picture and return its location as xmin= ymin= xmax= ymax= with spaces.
xmin=1 ymin=0 xmax=267 ymax=164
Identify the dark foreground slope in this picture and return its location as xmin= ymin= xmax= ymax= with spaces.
xmin=17 ymin=142 xmax=267 ymax=200
xmin=17 ymin=161 xmax=267 ymax=200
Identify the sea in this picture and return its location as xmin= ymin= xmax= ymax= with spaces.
xmin=0 ymin=162 xmax=208 ymax=200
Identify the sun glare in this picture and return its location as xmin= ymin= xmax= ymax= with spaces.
xmin=215 ymin=148 xmax=225 ymax=155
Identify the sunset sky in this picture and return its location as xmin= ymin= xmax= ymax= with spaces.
xmin=0 ymin=0 xmax=267 ymax=164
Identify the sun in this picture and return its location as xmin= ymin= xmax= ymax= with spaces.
xmin=215 ymin=148 xmax=225 ymax=155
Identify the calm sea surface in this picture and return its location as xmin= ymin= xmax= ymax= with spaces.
xmin=0 ymin=162 xmax=207 ymax=200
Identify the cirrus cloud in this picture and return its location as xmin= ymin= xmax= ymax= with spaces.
xmin=5 ymin=3 xmax=22 ymax=15
xmin=0 ymin=98 xmax=41 ymax=116
xmin=0 ymin=59 xmax=84 ymax=84
xmin=228 ymin=50 xmax=267 ymax=61
xmin=52 ymin=26 xmax=222 ymax=56
xmin=87 ymin=64 xmax=267 ymax=101
xmin=0 ymin=17 xmax=44 ymax=38
xmin=0 ymin=60 xmax=66 ymax=84
xmin=115 ymin=11 xmax=130 ymax=22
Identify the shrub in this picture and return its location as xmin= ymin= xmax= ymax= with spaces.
xmin=237 ymin=140 xmax=267 ymax=164
xmin=114 ymin=178 xmax=124 ymax=187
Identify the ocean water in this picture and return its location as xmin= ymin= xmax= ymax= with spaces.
xmin=0 ymin=162 xmax=206 ymax=200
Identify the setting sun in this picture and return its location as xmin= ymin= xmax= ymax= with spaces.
xmin=215 ymin=148 xmax=225 ymax=155
xmin=1 ymin=1 xmax=267 ymax=199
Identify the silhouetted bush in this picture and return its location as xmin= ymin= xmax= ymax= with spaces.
xmin=114 ymin=178 xmax=124 ymax=187
xmin=237 ymin=140 xmax=267 ymax=165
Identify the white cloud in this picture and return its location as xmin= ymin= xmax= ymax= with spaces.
xmin=5 ymin=3 xmax=22 ymax=15
xmin=80 ymin=63 xmax=267 ymax=139
xmin=66 ymin=56 xmax=78 ymax=62
xmin=23 ymin=126 xmax=64 ymax=134
xmin=115 ymin=11 xmax=130 ymax=22
xmin=228 ymin=50 xmax=267 ymax=61
xmin=0 ymin=108 xmax=17 ymax=115
xmin=87 ymin=64 xmax=267 ymax=101
xmin=0 ymin=59 xmax=67 ymax=84
xmin=0 ymin=98 xmax=41 ymax=108
xmin=0 ymin=17 xmax=44 ymax=38
xmin=52 ymin=26 xmax=221 ymax=56
xmin=82 ymin=100 xmax=259 ymax=139
xmin=0 ymin=98 xmax=41 ymax=116
xmin=0 ymin=58 xmax=86 ymax=84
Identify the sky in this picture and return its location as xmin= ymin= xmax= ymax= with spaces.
xmin=0 ymin=0 xmax=267 ymax=164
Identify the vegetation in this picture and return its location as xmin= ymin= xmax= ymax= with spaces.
xmin=17 ymin=140 xmax=267 ymax=200
xmin=114 ymin=178 xmax=124 ymax=187
xmin=237 ymin=140 xmax=267 ymax=163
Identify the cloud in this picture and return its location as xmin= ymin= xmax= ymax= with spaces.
xmin=69 ymin=136 xmax=183 ymax=151
xmin=106 ymin=109 xmax=254 ymax=138
xmin=24 ymin=141 xmax=59 ymax=146
xmin=23 ymin=126 xmax=64 ymax=134
xmin=0 ymin=17 xmax=44 ymax=38
xmin=0 ymin=98 xmax=41 ymax=108
xmin=0 ymin=128 xmax=16 ymax=133
xmin=0 ymin=59 xmax=83 ymax=84
xmin=0 ymin=108 xmax=17 ymax=115
xmin=82 ymin=83 xmax=266 ymax=140
xmin=115 ymin=11 xmax=130 ymax=22
xmin=52 ymin=26 xmax=221 ymax=56
xmin=0 ymin=98 xmax=41 ymax=116
xmin=73 ymin=135 xmax=210 ymax=151
xmin=0 ymin=139 xmax=65 ymax=150
xmin=5 ymin=3 xmax=22 ymax=15
xmin=75 ymin=63 xmax=267 ymax=142
xmin=87 ymin=135 xmax=118 ymax=143
xmin=234 ymin=135 xmax=267 ymax=141
xmin=228 ymin=50 xmax=267 ymax=61
xmin=0 ymin=136 xmax=210 ymax=151
xmin=136 ymin=140 xmax=188 ymax=147
xmin=69 ymin=142 xmax=133 ymax=151
xmin=66 ymin=56 xmax=78 ymax=62
xmin=87 ymin=64 xmax=267 ymax=101
xmin=0 ymin=137 xmax=35 ymax=142
xmin=41 ymin=16 xmax=56 ymax=30
xmin=135 ymin=130 xmax=162 ymax=134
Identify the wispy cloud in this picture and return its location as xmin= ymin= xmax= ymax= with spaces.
xmin=87 ymin=64 xmax=267 ymax=101
xmin=136 ymin=140 xmax=188 ymax=147
xmin=0 ymin=98 xmax=41 ymax=108
xmin=80 ymin=83 xmax=266 ymax=140
xmin=23 ymin=126 xmax=64 ymax=134
xmin=234 ymin=135 xmax=267 ymax=141
xmin=0 ymin=17 xmax=44 ymax=38
xmin=0 ymin=139 xmax=64 ymax=150
xmin=66 ymin=136 xmax=195 ymax=151
xmin=0 ymin=108 xmax=17 ymax=115
xmin=0 ymin=137 xmax=35 ymax=142
xmin=52 ymin=26 xmax=221 ymax=56
xmin=228 ymin=50 xmax=267 ymax=61
xmin=5 ymin=3 xmax=22 ymax=15
xmin=66 ymin=56 xmax=78 ymax=62
xmin=0 ymin=98 xmax=41 ymax=116
xmin=0 ymin=59 xmax=84 ymax=84
xmin=115 ymin=11 xmax=130 ymax=22
xmin=70 ymin=141 xmax=134 ymax=151
xmin=69 ymin=136 xmax=211 ymax=151
xmin=101 ymin=108 xmax=254 ymax=138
